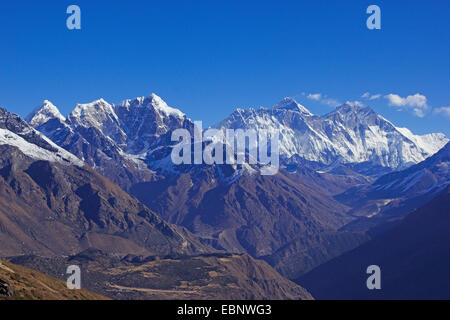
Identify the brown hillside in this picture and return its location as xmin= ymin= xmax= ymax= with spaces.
xmin=0 ymin=260 xmax=107 ymax=300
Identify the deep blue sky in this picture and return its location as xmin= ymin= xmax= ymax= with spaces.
xmin=0 ymin=0 xmax=449 ymax=136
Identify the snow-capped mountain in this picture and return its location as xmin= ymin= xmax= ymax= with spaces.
xmin=114 ymin=94 xmax=189 ymax=155
xmin=214 ymin=99 xmax=448 ymax=173
xmin=67 ymin=98 xmax=128 ymax=145
xmin=25 ymin=94 xmax=193 ymax=188
xmin=0 ymin=107 xmax=81 ymax=166
xmin=63 ymin=94 xmax=190 ymax=155
xmin=273 ymin=97 xmax=313 ymax=116
xmin=24 ymin=96 xmax=359 ymax=257
xmin=27 ymin=95 xmax=448 ymax=183
xmin=25 ymin=100 xmax=66 ymax=128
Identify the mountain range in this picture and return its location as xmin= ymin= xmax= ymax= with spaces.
xmin=0 ymin=105 xmax=313 ymax=299
xmin=28 ymin=95 xmax=448 ymax=180
xmin=214 ymin=98 xmax=447 ymax=175
xmin=24 ymin=95 xmax=448 ymax=269
xmin=0 ymin=93 xmax=448 ymax=299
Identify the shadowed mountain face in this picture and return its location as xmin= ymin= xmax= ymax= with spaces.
xmin=29 ymin=114 xmax=156 ymax=190
xmin=261 ymin=231 xmax=369 ymax=280
xmin=9 ymin=249 xmax=313 ymax=300
xmin=297 ymin=186 xmax=450 ymax=300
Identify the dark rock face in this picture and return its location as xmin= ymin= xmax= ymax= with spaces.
xmin=113 ymin=97 xmax=191 ymax=155
xmin=0 ymin=277 xmax=14 ymax=297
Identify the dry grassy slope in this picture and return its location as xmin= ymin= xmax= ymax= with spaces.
xmin=0 ymin=260 xmax=107 ymax=300
xmin=100 ymin=254 xmax=314 ymax=300
xmin=10 ymin=251 xmax=313 ymax=300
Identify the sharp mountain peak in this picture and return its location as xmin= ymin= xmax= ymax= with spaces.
xmin=26 ymin=100 xmax=65 ymax=127
xmin=273 ymin=97 xmax=313 ymax=115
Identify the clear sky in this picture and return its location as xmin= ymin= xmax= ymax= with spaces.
xmin=0 ymin=0 xmax=449 ymax=136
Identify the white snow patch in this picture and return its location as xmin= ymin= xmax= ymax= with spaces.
xmin=0 ymin=128 xmax=83 ymax=166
